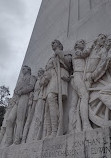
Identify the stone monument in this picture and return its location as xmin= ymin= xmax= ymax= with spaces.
xmin=1 ymin=0 xmax=111 ymax=158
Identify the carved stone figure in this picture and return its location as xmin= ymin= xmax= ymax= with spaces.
xmin=88 ymin=38 xmax=111 ymax=127
xmin=0 ymin=96 xmax=18 ymax=144
xmin=83 ymin=34 xmax=111 ymax=128
xmin=21 ymin=92 xmax=34 ymax=143
xmin=71 ymin=40 xmax=92 ymax=131
xmin=41 ymin=40 xmax=72 ymax=138
xmin=85 ymin=34 xmax=108 ymax=85
xmin=5 ymin=65 xmax=36 ymax=146
xmin=22 ymin=68 xmax=45 ymax=142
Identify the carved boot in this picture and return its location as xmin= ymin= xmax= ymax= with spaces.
xmin=83 ymin=122 xmax=92 ymax=131
xmin=50 ymin=125 xmax=57 ymax=138
xmin=0 ymin=127 xmax=5 ymax=143
xmin=5 ymin=123 xmax=13 ymax=147
xmin=14 ymin=138 xmax=21 ymax=145
xmin=47 ymin=93 xmax=58 ymax=138
xmin=5 ymin=136 xmax=13 ymax=147
xmin=49 ymin=119 xmax=58 ymax=138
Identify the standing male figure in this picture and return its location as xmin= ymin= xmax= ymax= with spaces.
xmin=0 ymin=96 xmax=18 ymax=144
xmin=23 ymin=68 xmax=45 ymax=142
xmin=41 ymin=40 xmax=72 ymax=137
xmin=85 ymin=34 xmax=108 ymax=86
xmin=71 ymin=39 xmax=92 ymax=131
xmin=6 ymin=65 xmax=36 ymax=146
xmin=90 ymin=38 xmax=111 ymax=110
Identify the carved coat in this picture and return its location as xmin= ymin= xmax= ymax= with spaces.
xmin=33 ymin=77 xmax=42 ymax=101
xmin=15 ymin=73 xmax=36 ymax=119
xmin=86 ymin=46 xmax=110 ymax=82
xmin=42 ymin=54 xmax=71 ymax=99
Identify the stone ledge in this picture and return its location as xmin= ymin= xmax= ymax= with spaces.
xmin=0 ymin=128 xmax=111 ymax=158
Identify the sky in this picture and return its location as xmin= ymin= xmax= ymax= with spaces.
xmin=0 ymin=0 xmax=42 ymax=96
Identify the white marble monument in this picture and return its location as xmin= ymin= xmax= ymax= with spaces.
xmin=1 ymin=0 xmax=111 ymax=158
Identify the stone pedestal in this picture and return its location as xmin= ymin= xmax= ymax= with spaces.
xmin=0 ymin=128 xmax=111 ymax=158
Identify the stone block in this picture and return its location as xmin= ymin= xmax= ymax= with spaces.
xmin=1 ymin=128 xmax=111 ymax=158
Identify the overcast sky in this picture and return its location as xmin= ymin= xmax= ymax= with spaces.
xmin=0 ymin=0 xmax=42 ymax=96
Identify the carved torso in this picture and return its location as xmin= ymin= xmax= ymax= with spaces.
xmin=33 ymin=77 xmax=41 ymax=101
xmin=15 ymin=74 xmax=31 ymax=92
xmin=86 ymin=47 xmax=105 ymax=73
xmin=72 ymin=49 xmax=89 ymax=72
xmin=43 ymin=55 xmax=70 ymax=97
xmin=72 ymin=56 xmax=86 ymax=72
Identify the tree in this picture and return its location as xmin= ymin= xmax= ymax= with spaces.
xmin=0 ymin=106 xmax=6 ymax=127
xmin=0 ymin=85 xmax=10 ymax=128
xmin=0 ymin=85 xmax=10 ymax=106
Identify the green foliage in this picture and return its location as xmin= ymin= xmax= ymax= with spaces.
xmin=0 ymin=85 xmax=10 ymax=106
xmin=0 ymin=106 xmax=5 ymax=127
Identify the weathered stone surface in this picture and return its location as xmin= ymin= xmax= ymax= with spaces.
xmin=23 ymin=0 xmax=111 ymax=75
xmin=1 ymin=0 xmax=111 ymax=157
xmin=0 ymin=128 xmax=111 ymax=158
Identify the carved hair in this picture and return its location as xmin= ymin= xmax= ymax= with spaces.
xmin=74 ymin=40 xmax=86 ymax=50
xmin=98 ymin=33 xmax=107 ymax=38
xmin=22 ymin=65 xmax=31 ymax=74
xmin=38 ymin=68 xmax=45 ymax=75
xmin=105 ymin=38 xmax=111 ymax=50
xmin=51 ymin=39 xmax=63 ymax=50
xmin=106 ymin=38 xmax=111 ymax=45
xmin=93 ymin=33 xmax=107 ymax=48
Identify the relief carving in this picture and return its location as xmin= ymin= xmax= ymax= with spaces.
xmin=1 ymin=34 xmax=111 ymax=147
xmin=41 ymin=40 xmax=72 ymax=138
xmin=5 ymin=65 xmax=36 ymax=146
xmin=71 ymin=39 xmax=92 ymax=131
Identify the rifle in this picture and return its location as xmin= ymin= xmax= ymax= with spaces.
xmin=56 ymin=55 xmax=63 ymax=136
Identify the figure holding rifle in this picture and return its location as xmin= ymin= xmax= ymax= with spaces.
xmin=41 ymin=40 xmax=72 ymax=138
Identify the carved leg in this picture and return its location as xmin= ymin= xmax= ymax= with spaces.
xmin=22 ymin=104 xmax=33 ymax=143
xmin=47 ymin=93 xmax=58 ymax=137
xmin=42 ymin=101 xmax=51 ymax=138
xmin=0 ymin=127 xmax=6 ymax=144
xmin=14 ymin=95 xmax=29 ymax=145
xmin=5 ymin=105 xmax=17 ymax=146
xmin=79 ymin=93 xmax=92 ymax=131
xmin=36 ymin=100 xmax=45 ymax=140
xmin=46 ymin=105 xmax=51 ymax=136
xmin=73 ymin=73 xmax=92 ymax=131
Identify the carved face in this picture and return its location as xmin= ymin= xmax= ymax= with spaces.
xmin=51 ymin=40 xmax=63 ymax=51
xmin=74 ymin=40 xmax=86 ymax=51
xmin=106 ymin=39 xmax=111 ymax=49
xmin=96 ymin=34 xmax=107 ymax=46
xmin=52 ymin=41 xmax=58 ymax=51
xmin=22 ymin=66 xmax=30 ymax=75
xmin=38 ymin=69 xmax=44 ymax=77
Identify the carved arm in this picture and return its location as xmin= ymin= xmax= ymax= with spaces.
xmin=17 ymin=76 xmax=36 ymax=95
xmin=91 ymin=53 xmax=110 ymax=82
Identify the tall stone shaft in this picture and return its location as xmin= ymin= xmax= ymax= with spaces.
xmin=23 ymin=0 xmax=111 ymax=76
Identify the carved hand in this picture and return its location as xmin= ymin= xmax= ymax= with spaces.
xmin=40 ymin=76 xmax=49 ymax=87
xmin=61 ymin=76 xmax=70 ymax=82
xmin=75 ymin=50 xmax=82 ymax=56
xmin=85 ymin=73 xmax=93 ymax=83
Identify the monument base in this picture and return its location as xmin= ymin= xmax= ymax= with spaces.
xmin=0 ymin=128 xmax=111 ymax=158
